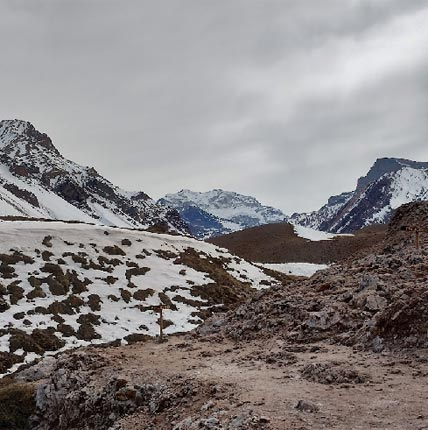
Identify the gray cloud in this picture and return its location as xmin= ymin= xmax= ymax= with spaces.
xmin=0 ymin=0 xmax=427 ymax=213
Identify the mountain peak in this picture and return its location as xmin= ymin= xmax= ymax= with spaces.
xmin=292 ymin=157 xmax=428 ymax=233
xmin=0 ymin=118 xmax=59 ymax=155
xmin=159 ymin=189 xmax=287 ymax=239
xmin=0 ymin=119 xmax=33 ymax=143
xmin=357 ymin=157 xmax=428 ymax=190
xmin=0 ymin=118 xmax=33 ymax=131
xmin=0 ymin=119 xmax=189 ymax=233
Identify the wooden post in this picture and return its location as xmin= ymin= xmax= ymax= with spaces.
xmin=155 ymin=304 xmax=170 ymax=343
xmin=402 ymin=226 xmax=426 ymax=250
xmin=159 ymin=305 xmax=164 ymax=342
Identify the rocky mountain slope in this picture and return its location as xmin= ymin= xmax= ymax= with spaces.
xmin=0 ymin=219 xmax=276 ymax=376
xmin=291 ymin=157 xmax=428 ymax=233
xmin=158 ymin=189 xmax=286 ymax=239
xmin=209 ymin=223 xmax=386 ymax=264
xmin=208 ymin=201 xmax=428 ymax=352
xmin=0 ymin=119 xmax=188 ymax=233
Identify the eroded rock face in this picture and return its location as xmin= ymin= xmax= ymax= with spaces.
xmin=31 ymin=350 xmax=251 ymax=430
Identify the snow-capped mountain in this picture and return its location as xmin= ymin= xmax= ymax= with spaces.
xmin=0 ymin=219 xmax=275 ymax=375
xmin=0 ymin=119 xmax=188 ymax=233
xmin=158 ymin=189 xmax=287 ymax=239
xmin=291 ymin=158 xmax=428 ymax=233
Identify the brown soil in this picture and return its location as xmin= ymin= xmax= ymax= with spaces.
xmin=29 ymin=335 xmax=428 ymax=430
xmin=208 ymin=223 xmax=387 ymax=264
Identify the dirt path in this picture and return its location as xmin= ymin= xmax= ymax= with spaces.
xmin=95 ymin=335 xmax=428 ymax=429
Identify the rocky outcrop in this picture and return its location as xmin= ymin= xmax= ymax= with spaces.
xmin=21 ymin=348 xmax=271 ymax=430
xmin=202 ymin=202 xmax=428 ymax=351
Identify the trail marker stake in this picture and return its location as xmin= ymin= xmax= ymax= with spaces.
xmin=401 ymin=225 xmax=427 ymax=250
xmin=152 ymin=304 xmax=170 ymax=342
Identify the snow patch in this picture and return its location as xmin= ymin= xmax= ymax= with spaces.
xmin=292 ymin=224 xmax=353 ymax=241
xmin=261 ymin=262 xmax=329 ymax=277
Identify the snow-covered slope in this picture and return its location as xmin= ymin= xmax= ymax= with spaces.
xmin=0 ymin=220 xmax=275 ymax=375
xmin=0 ymin=119 xmax=188 ymax=233
xmin=291 ymin=158 xmax=428 ymax=233
xmin=159 ymin=189 xmax=287 ymax=239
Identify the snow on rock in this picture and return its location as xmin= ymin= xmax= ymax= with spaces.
xmin=0 ymin=119 xmax=188 ymax=234
xmin=159 ymin=189 xmax=287 ymax=239
xmin=389 ymin=167 xmax=428 ymax=209
xmin=291 ymin=158 xmax=428 ymax=233
xmin=0 ymin=220 xmax=276 ymax=376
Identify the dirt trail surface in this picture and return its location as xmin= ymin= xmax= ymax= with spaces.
xmin=9 ymin=334 xmax=426 ymax=430
xmin=107 ymin=337 xmax=428 ymax=430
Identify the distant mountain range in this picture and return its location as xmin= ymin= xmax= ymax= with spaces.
xmin=1 ymin=120 xmax=427 ymax=238
xmin=158 ymin=189 xmax=286 ymax=239
xmin=290 ymin=158 xmax=428 ymax=233
xmin=0 ymin=119 xmax=188 ymax=233
xmin=160 ymin=157 xmax=428 ymax=238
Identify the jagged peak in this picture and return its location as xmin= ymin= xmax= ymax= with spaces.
xmin=357 ymin=157 xmax=428 ymax=191
xmin=0 ymin=118 xmax=33 ymax=127
xmin=0 ymin=119 xmax=33 ymax=137
xmin=0 ymin=118 xmax=59 ymax=155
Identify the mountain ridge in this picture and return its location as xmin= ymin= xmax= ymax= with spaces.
xmin=0 ymin=119 xmax=189 ymax=234
xmin=290 ymin=157 xmax=428 ymax=233
xmin=158 ymin=188 xmax=287 ymax=239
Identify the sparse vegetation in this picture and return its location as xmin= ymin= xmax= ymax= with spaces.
xmin=125 ymin=266 xmax=150 ymax=280
xmin=133 ymin=289 xmax=155 ymax=301
xmin=42 ymin=235 xmax=53 ymax=248
xmin=103 ymin=245 xmax=126 ymax=256
xmin=0 ymin=380 xmax=36 ymax=430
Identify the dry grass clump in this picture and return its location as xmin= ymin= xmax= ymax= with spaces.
xmin=0 ymin=380 xmax=36 ymax=430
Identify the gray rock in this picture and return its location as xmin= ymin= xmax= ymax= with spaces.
xmin=372 ymin=336 xmax=384 ymax=353
xmin=295 ymin=399 xmax=319 ymax=413
xmin=365 ymin=294 xmax=387 ymax=312
xmin=358 ymin=274 xmax=378 ymax=292
xmin=201 ymin=417 xmax=220 ymax=429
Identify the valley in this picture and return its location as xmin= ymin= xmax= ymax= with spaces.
xmin=1 ymin=200 xmax=428 ymax=430
xmin=0 ymin=120 xmax=427 ymax=430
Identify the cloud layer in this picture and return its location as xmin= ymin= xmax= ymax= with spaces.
xmin=0 ymin=0 xmax=427 ymax=213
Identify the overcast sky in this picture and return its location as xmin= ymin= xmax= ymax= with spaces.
xmin=1 ymin=0 xmax=427 ymax=213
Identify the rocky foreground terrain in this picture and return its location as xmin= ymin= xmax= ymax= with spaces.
xmin=1 ymin=202 xmax=428 ymax=429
